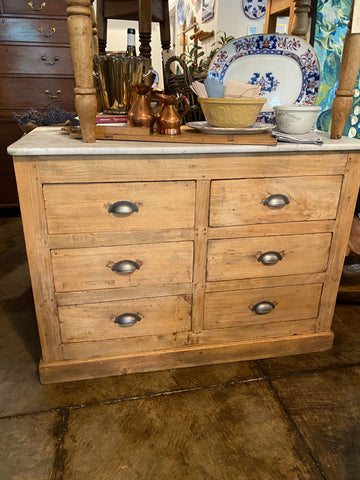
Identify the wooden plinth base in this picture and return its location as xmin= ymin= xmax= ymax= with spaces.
xmin=39 ymin=332 xmax=334 ymax=384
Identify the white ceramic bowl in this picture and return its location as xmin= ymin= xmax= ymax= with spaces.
xmin=273 ymin=105 xmax=321 ymax=134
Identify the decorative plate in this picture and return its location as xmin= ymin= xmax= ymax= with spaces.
xmin=177 ymin=0 xmax=185 ymax=27
xmin=207 ymin=34 xmax=321 ymax=122
xmin=186 ymin=121 xmax=275 ymax=134
xmin=242 ymin=0 xmax=267 ymax=19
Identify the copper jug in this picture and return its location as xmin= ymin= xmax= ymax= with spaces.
xmin=127 ymin=83 xmax=157 ymax=128
xmin=154 ymin=93 xmax=191 ymax=135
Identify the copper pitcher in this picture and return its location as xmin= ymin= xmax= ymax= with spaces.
xmin=127 ymin=84 xmax=157 ymax=128
xmin=154 ymin=93 xmax=191 ymax=135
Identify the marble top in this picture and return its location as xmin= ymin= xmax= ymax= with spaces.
xmin=7 ymin=126 xmax=360 ymax=156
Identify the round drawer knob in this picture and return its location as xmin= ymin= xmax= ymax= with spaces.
xmin=252 ymin=301 xmax=275 ymax=315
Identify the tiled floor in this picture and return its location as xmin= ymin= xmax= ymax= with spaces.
xmin=1 ymin=216 xmax=360 ymax=479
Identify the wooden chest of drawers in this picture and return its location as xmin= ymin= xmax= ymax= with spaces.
xmin=0 ymin=0 xmax=74 ymax=207
xmin=8 ymin=128 xmax=360 ymax=383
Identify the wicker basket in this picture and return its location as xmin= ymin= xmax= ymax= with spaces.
xmin=164 ymin=56 xmax=205 ymax=123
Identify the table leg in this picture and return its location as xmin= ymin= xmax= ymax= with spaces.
xmin=66 ymin=0 xmax=97 ymax=143
xmin=331 ymin=1 xmax=360 ymax=139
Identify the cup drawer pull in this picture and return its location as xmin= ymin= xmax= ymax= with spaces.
xmin=114 ymin=313 xmax=141 ymax=327
xmin=111 ymin=260 xmax=140 ymax=274
xmin=252 ymin=301 xmax=275 ymax=315
xmin=257 ymin=251 xmax=283 ymax=265
xmin=108 ymin=201 xmax=138 ymax=217
xmin=263 ymin=194 xmax=289 ymax=209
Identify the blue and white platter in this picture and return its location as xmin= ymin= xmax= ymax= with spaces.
xmin=242 ymin=0 xmax=267 ymax=19
xmin=207 ymin=34 xmax=321 ymax=122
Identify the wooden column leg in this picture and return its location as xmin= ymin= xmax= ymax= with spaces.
xmin=291 ymin=0 xmax=311 ymax=38
xmin=90 ymin=0 xmax=99 ymax=56
xmin=331 ymin=1 xmax=360 ymax=139
xmin=139 ymin=0 xmax=152 ymax=60
xmin=66 ymin=0 xmax=97 ymax=143
xmin=160 ymin=0 xmax=171 ymax=51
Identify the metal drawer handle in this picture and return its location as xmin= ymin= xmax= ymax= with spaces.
xmin=108 ymin=201 xmax=138 ymax=217
xmin=263 ymin=194 xmax=290 ymax=209
xmin=41 ymin=55 xmax=59 ymax=65
xmin=114 ymin=313 xmax=141 ymax=327
xmin=38 ymin=26 xmax=56 ymax=37
xmin=252 ymin=301 xmax=275 ymax=315
xmin=28 ymin=1 xmax=46 ymax=11
xmin=44 ymin=89 xmax=62 ymax=98
xmin=257 ymin=251 xmax=283 ymax=266
xmin=111 ymin=260 xmax=140 ymax=275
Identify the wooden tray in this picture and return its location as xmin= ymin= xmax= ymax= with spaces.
xmin=66 ymin=125 xmax=277 ymax=145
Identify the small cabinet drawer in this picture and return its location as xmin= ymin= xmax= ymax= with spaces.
xmin=3 ymin=0 xmax=66 ymax=16
xmin=204 ymin=284 xmax=322 ymax=330
xmin=51 ymin=241 xmax=194 ymax=293
xmin=59 ymin=295 xmax=192 ymax=343
xmin=207 ymin=233 xmax=331 ymax=282
xmin=209 ymin=176 xmax=342 ymax=227
xmin=0 ymin=77 xmax=75 ymax=110
xmin=43 ymin=181 xmax=196 ymax=234
xmin=0 ymin=45 xmax=73 ymax=75
xmin=0 ymin=18 xmax=69 ymax=43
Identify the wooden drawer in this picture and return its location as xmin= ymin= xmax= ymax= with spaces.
xmin=59 ymin=295 xmax=192 ymax=343
xmin=0 ymin=45 xmax=73 ymax=75
xmin=207 ymin=233 xmax=331 ymax=282
xmin=204 ymin=284 xmax=322 ymax=330
xmin=2 ymin=0 xmax=66 ymax=16
xmin=43 ymin=181 xmax=196 ymax=234
xmin=0 ymin=77 xmax=75 ymax=110
xmin=0 ymin=18 xmax=69 ymax=43
xmin=209 ymin=176 xmax=342 ymax=227
xmin=51 ymin=241 xmax=194 ymax=293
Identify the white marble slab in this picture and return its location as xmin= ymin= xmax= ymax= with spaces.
xmin=7 ymin=126 xmax=360 ymax=156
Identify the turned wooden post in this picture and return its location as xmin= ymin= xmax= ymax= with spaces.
xmin=90 ymin=0 xmax=99 ymax=55
xmin=291 ymin=0 xmax=311 ymax=38
xmin=66 ymin=0 xmax=97 ymax=143
xmin=331 ymin=0 xmax=360 ymax=138
xmin=139 ymin=0 xmax=152 ymax=60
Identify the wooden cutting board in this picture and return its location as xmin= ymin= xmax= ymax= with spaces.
xmin=67 ymin=125 xmax=277 ymax=145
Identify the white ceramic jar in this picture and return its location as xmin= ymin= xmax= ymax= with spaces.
xmin=274 ymin=105 xmax=321 ymax=134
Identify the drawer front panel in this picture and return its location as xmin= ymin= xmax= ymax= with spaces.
xmin=43 ymin=181 xmax=196 ymax=234
xmin=207 ymin=233 xmax=331 ymax=282
xmin=0 ymin=45 xmax=73 ymax=75
xmin=59 ymin=295 xmax=192 ymax=343
xmin=52 ymin=241 xmax=194 ymax=293
xmin=210 ymin=176 xmax=342 ymax=227
xmin=0 ymin=18 xmax=69 ymax=43
xmin=204 ymin=284 xmax=322 ymax=330
xmin=3 ymin=0 xmax=66 ymax=16
xmin=0 ymin=77 xmax=75 ymax=110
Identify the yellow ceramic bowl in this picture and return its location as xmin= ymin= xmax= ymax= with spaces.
xmin=198 ymin=97 xmax=267 ymax=128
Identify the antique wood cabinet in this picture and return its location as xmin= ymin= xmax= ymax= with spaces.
xmin=8 ymin=127 xmax=360 ymax=383
xmin=0 ymin=0 xmax=74 ymax=207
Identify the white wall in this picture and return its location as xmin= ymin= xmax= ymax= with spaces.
xmin=171 ymin=0 xmax=266 ymax=61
